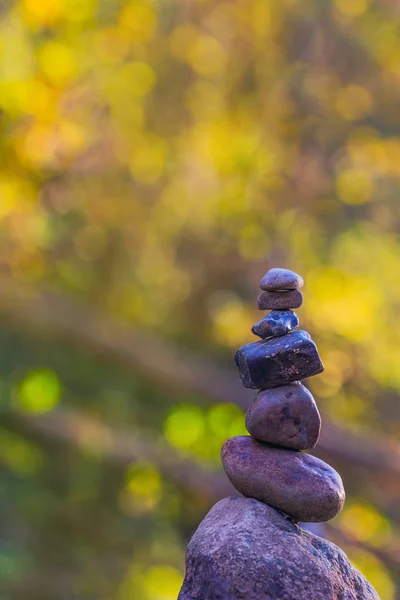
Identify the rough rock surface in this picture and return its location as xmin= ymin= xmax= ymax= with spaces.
xmin=246 ymin=383 xmax=321 ymax=449
xmin=252 ymin=310 xmax=299 ymax=339
xmin=260 ymin=268 xmax=304 ymax=291
xmin=221 ymin=436 xmax=345 ymax=522
xmin=178 ymin=497 xmax=379 ymax=600
xmin=234 ymin=330 xmax=324 ymax=390
xmin=258 ymin=290 xmax=303 ymax=310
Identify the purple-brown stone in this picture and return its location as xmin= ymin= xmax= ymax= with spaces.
xmin=234 ymin=330 xmax=323 ymax=390
xmin=246 ymin=383 xmax=321 ymax=449
xmin=258 ymin=289 xmax=303 ymax=310
xmin=178 ymin=497 xmax=378 ymax=600
xmin=221 ymin=436 xmax=345 ymax=522
xmin=260 ymin=268 xmax=304 ymax=291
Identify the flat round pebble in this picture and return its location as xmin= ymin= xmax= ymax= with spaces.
xmin=252 ymin=310 xmax=299 ymax=339
xmin=260 ymin=268 xmax=304 ymax=292
xmin=258 ymin=290 xmax=303 ymax=310
xmin=246 ymin=383 xmax=321 ymax=449
xmin=221 ymin=436 xmax=345 ymax=522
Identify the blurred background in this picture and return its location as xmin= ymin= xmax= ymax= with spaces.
xmin=0 ymin=0 xmax=400 ymax=598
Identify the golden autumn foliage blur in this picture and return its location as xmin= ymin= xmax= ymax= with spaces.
xmin=1 ymin=0 xmax=400 ymax=598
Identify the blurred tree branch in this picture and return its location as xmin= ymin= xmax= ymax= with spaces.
xmin=6 ymin=405 xmax=233 ymax=502
xmin=1 ymin=277 xmax=400 ymax=483
xmin=326 ymin=524 xmax=400 ymax=575
xmin=7 ymin=403 xmax=400 ymax=574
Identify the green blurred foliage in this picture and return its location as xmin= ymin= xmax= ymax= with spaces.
xmin=1 ymin=0 xmax=400 ymax=597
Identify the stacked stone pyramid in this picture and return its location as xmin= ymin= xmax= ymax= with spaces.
xmin=178 ymin=270 xmax=378 ymax=599
xmin=221 ymin=268 xmax=346 ymax=523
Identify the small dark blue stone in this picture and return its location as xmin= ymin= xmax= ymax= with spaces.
xmin=234 ymin=330 xmax=324 ymax=390
xmin=252 ymin=310 xmax=299 ymax=339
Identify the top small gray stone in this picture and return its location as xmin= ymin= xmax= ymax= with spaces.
xmin=260 ymin=268 xmax=304 ymax=292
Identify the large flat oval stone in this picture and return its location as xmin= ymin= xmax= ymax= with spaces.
xmin=221 ymin=436 xmax=345 ymax=522
xmin=246 ymin=383 xmax=321 ymax=449
xmin=234 ymin=330 xmax=324 ymax=389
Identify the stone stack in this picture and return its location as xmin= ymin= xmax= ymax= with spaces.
xmin=179 ymin=268 xmax=378 ymax=599
xmin=221 ymin=268 xmax=346 ymax=523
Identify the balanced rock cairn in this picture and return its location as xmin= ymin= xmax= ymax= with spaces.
xmin=221 ymin=268 xmax=346 ymax=523
xmin=179 ymin=268 xmax=378 ymax=599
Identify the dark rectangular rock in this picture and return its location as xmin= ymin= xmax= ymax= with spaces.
xmin=234 ymin=330 xmax=324 ymax=389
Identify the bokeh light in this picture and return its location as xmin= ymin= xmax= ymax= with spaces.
xmin=1 ymin=0 xmax=399 ymax=597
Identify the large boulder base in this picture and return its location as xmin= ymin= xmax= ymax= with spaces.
xmin=179 ymin=497 xmax=379 ymax=600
